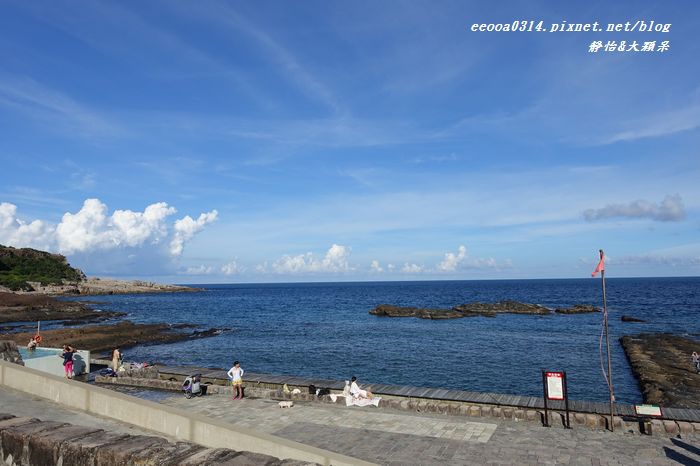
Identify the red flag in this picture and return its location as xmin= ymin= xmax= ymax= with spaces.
xmin=591 ymin=250 xmax=605 ymax=277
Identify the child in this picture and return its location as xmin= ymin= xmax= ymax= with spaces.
xmin=227 ymin=360 xmax=244 ymax=399
xmin=62 ymin=345 xmax=74 ymax=379
xmin=27 ymin=336 xmax=38 ymax=350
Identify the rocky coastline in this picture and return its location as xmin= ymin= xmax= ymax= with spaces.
xmin=1 ymin=321 xmax=225 ymax=354
xmin=369 ymin=301 xmax=599 ymax=319
xmin=0 ymin=283 xmax=220 ymax=355
xmin=0 ymin=292 xmax=124 ymax=325
xmin=620 ymin=333 xmax=700 ymax=408
xmin=12 ymin=276 xmax=200 ymax=296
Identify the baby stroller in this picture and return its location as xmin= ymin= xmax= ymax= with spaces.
xmin=182 ymin=374 xmax=206 ymax=398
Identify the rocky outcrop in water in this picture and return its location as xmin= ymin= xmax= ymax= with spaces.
xmin=453 ymin=300 xmax=550 ymax=316
xmin=369 ymin=305 xmax=464 ymax=319
xmin=620 ymin=333 xmax=700 ymax=408
xmin=370 ymin=301 xmax=599 ymax=319
xmin=554 ymin=304 xmax=599 ymax=314
xmin=621 ymin=315 xmax=646 ymax=323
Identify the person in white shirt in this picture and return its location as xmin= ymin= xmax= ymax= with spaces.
xmin=350 ymin=376 xmax=373 ymax=399
xmin=227 ymin=360 xmax=245 ymax=399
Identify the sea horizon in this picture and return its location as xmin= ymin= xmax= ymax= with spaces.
xmin=171 ymin=275 xmax=700 ymax=287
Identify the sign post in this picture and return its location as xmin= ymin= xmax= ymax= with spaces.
xmin=635 ymin=404 xmax=662 ymax=435
xmin=542 ymin=370 xmax=570 ymax=428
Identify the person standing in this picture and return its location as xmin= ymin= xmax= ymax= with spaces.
xmin=693 ymin=352 xmax=700 ymax=374
xmin=62 ymin=345 xmax=74 ymax=379
xmin=111 ymin=347 xmax=122 ymax=372
xmin=227 ymin=361 xmax=244 ymax=400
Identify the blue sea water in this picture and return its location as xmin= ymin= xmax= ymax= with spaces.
xmin=70 ymin=277 xmax=699 ymax=403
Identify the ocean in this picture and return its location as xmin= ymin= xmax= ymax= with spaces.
xmin=71 ymin=277 xmax=700 ymax=403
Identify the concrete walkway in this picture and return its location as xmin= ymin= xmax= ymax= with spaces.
xmin=5 ymin=382 xmax=700 ymax=465
xmin=0 ymin=385 xmax=174 ymax=440
xmin=105 ymin=386 xmax=700 ymax=466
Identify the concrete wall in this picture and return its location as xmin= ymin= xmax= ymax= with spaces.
xmin=20 ymin=348 xmax=90 ymax=377
xmin=0 ymin=359 xmax=374 ymax=466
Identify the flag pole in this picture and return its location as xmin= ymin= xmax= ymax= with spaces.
xmin=600 ymin=250 xmax=615 ymax=431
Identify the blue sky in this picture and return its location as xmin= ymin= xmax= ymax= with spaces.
xmin=1 ymin=0 xmax=698 ymax=282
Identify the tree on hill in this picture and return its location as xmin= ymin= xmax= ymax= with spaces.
xmin=0 ymin=245 xmax=85 ymax=291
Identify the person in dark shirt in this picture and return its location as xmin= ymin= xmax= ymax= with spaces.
xmin=62 ymin=345 xmax=75 ymax=379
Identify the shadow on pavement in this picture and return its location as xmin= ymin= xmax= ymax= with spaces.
xmin=663 ymin=446 xmax=700 ymax=466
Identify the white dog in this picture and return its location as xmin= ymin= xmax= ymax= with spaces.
xmin=278 ymin=401 xmax=294 ymax=408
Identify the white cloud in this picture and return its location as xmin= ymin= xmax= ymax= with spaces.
xmin=437 ymin=245 xmax=467 ymax=271
xmin=401 ymin=263 xmax=424 ymax=273
xmin=271 ymin=244 xmax=351 ymax=274
xmin=370 ymin=260 xmax=384 ymax=273
xmin=255 ymin=262 xmax=268 ymax=273
xmin=221 ymin=260 xmax=243 ymax=275
xmin=583 ymin=194 xmax=685 ymax=222
xmin=0 ymin=199 xmax=217 ymax=258
xmin=0 ymin=202 xmax=55 ymax=250
xmin=111 ymin=202 xmax=176 ymax=247
xmin=170 ymin=210 xmax=219 ymax=256
xmin=434 ymin=245 xmax=508 ymax=272
xmin=185 ymin=265 xmax=214 ymax=275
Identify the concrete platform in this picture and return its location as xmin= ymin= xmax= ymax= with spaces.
xmin=106 ymin=385 xmax=700 ymax=466
xmin=157 ymin=365 xmax=700 ymax=423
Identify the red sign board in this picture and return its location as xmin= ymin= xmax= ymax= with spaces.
xmin=545 ymin=371 xmax=565 ymax=400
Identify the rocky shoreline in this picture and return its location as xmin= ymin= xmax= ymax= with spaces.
xmin=19 ymin=277 xmax=199 ymax=296
xmin=0 ymin=321 xmax=225 ymax=354
xmin=0 ymin=292 xmax=124 ymax=324
xmin=620 ymin=333 xmax=700 ymax=408
xmin=0 ymin=282 xmax=220 ymax=354
xmin=369 ymin=301 xmax=599 ymax=319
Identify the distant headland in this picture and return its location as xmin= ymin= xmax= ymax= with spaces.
xmin=0 ymin=244 xmax=197 ymax=295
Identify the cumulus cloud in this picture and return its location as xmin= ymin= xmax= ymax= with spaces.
xmin=0 ymin=199 xmax=217 ymax=259
xmin=583 ymin=194 xmax=685 ymax=222
xmin=437 ymin=245 xmax=467 ymax=271
xmin=434 ymin=245 xmax=508 ymax=272
xmin=401 ymin=263 xmax=424 ymax=273
xmin=271 ymin=244 xmax=351 ymax=274
xmin=170 ymin=211 xmax=219 ymax=256
xmin=221 ymin=260 xmax=244 ymax=275
xmin=255 ymin=262 xmax=268 ymax=273
xmin=370 ymin=260 xmax=384 ymax=273
xmin=0 ymin=202 xmax=54 ymax=251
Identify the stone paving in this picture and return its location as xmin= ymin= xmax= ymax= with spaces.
xmin=5 ymin=381 xmax=700 ymax=465
xmin=148 ymin=389 xmax=700 ymax=465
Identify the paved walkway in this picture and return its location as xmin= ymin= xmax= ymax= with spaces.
xmin=0 ymin=385 xmax=174 ymax=440
xmin=133 ymin=387 xmax=700 ymax=466
xmin=5 ymin=383 xmax=700 ymax=465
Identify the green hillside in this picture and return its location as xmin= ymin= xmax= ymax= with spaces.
xmin=0 ymin=245 xmax=85 ymax=291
